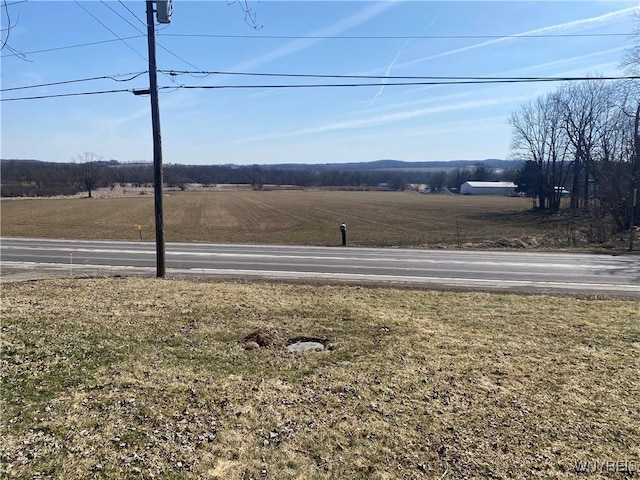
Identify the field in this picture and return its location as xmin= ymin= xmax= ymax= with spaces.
xmin=1 ymin=190 xmax=579 ymax=248
xmin=2 ymin=190 xmax=637 ymax=478
xmin=1 ymin=277 xmax=638 ymax=479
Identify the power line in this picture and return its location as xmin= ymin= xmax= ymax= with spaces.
xmin=155 ymin=43 xmax=202 ymax=73
xmin=0 ymin=72 xmax=147 ymax=92
xmin=159 ymin=70 xmax=633 ymax=81
xmin=100 ymin=1 xmax=202 ymax=77
xmin=1 ymin=89 xmax=133 ymax=102
xmin=4 ymin=75 xmax=637 ymax=102
xmin=73 ymin=0 xmax=147 ymax=63
xmin=165 ymin=76 xmax=640 ymax=90
xmin=0 ymin=35 xmax=146 ymax=58
xmin=101 ymin=0 xmax=144 ymax=34
xmin=76 ymin=1 xmax=182 ymax=86
xmin=158 ymin=32 xmax=632 ymax=40
xmin=2 ymin=30 xmax=629 ymax=60
xmin=117 ymin=0 xmax=146 ymax=28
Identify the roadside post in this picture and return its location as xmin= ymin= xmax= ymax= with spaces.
xmin=630 ymin=188 xmax=637 ymax=252
xmin=340 ymin=224 xmax=347 ymax=246
xmin=137 ymin=224 xmax=143 ymax=241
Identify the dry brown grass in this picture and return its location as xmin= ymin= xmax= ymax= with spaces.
xmin=1 ymin=191 xmax=573 ymax=248
xmin=1 ymin=277 xmax=638 ymax=479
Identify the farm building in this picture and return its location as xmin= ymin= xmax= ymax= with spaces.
xmin=460 ymin=181 xmax=517 ymax=196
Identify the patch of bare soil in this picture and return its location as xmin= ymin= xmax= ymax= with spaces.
xmin=241 ymin=328 xmax=289 ymax=350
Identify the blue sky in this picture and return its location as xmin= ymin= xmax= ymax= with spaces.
xmin=1 ymin=1 xmax=638 ymax=165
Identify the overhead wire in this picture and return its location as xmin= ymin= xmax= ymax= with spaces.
xmin=3 ymin=75 xmax=638 ymax=102
xmin=4 ymin=1 xmax=636 ymax=100
xmin=0 ymin=72 xmax=147 ymax=92
xmin=157 ymin=32 xmax=632 ymax=40
xmin=3 ymin=30 xmax=632 ymax=60
xmin=166 ymin=76 xmax=640 ymax=90
xmin=73 ymin=0 xmax=147 ymax=63
xmin=0 ymin=36 xmax=146 ymax=58
xmin=117 ymin=0 xmax=146 ymax=28
xmin=1 ymin=89 xmax=134 ymax=101
xmin=100 ymin=0 xmax=143 ymax=34
xmin=3 ymin=29 xmax=632 ymax=60
xmin=159 ymin=70 xmax=636 ymax=81
xmin=74 ymin=1 xmax=178 ymax=87
xmin=102 ymin=1 xmax=201 ymax=82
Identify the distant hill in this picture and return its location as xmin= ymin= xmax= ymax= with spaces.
xmin=253 ymin=159 xmax=522 ymax=171
xmin=2 ymin=158 xmax=520 ymax=171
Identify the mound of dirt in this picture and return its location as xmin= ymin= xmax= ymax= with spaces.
xmin=241 ymin=328 xmax=288 ymax=350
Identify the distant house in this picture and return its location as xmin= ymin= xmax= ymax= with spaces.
xmin=460 ymin=181 xmax=517 ymax=196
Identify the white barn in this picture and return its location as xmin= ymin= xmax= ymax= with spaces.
xmin=460 ymin=181 xmax=517 ymax=196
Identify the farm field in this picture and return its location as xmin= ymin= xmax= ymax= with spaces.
xmin=1 ymin=277 xmax=638 ymax=479
xmin=0 ymin=190 xmax=573 ymax=248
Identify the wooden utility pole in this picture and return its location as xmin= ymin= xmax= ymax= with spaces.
xmin=146 ymin=0 xmax=166 ymax=277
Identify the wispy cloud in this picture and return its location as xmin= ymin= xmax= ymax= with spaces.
xmin=397 ymin=6 xmax=639 ymax=69
xmin=377 ymin=45 xmax=629 ymax=105
xmin=230 ymin=1 xmax=400 ymax=72
xmin=502 ymin=46 xmax=628 ymax=75
xmin=237 ymin=94 xmax=534 ymax=144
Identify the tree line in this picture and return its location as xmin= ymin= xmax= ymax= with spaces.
xmin=509 ymin=79 xmax=639 ymax=234
xmin=1 ymin=157 xmax=515 ymax=197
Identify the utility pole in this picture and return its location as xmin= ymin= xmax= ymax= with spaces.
xmin=146 ymin=0 xmax=165 ymax=277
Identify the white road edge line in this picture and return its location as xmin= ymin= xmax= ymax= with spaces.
xmin=2 ymin=261 xmax=638 ymax=293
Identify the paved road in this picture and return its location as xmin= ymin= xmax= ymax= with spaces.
xmin=1 ymin=237 xmax=639 ymax=295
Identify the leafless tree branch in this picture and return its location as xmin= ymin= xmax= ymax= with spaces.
xmin=226 ymin=0 xmax=262 ymax=30
xmin=1 ymin=0 xmax=29 ymax=61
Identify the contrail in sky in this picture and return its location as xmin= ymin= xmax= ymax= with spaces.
xmin=396 ymin=6 xmax=639 ymax=69
xmin=237 ymin=93 xmax=535 ymax=143
xmin=370 ymin=40 xmax=410 ymax=106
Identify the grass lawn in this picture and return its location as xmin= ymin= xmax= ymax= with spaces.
xmin=1 ymin=277 xmax=638 ymax=479
xmin=1 ymin=191 xmax=571 ymax=248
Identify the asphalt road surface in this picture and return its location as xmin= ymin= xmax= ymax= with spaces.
xmin=1 ymin=237 xmax=639 ymax=295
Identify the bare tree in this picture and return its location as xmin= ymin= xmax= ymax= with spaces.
xmin=620 ymin=30 xmax=640 ymax=240
xmin=75 ymin=152 xmax=104 ymax=198
xmin=509 ymin=99 xmax=548 ymax=209
xmin=429 ymin=171 xmax=447 ymax=192
xmin=621 ymin=11 xmax=640 ymax=75
xmin=509 ymin=93 xmax=569 ymax=212
xmin=510 ymin=76 xmax=639 ymax=239
xmin=555 ymin=80 xmax=613 ymax=211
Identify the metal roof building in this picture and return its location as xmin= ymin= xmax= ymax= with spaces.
xmin=460 ymin=181 xmax=517 ymax=196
